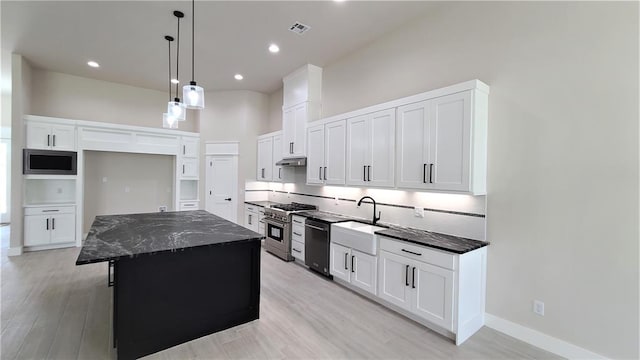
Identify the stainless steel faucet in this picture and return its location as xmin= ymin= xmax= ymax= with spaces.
xmin=357 ymin=196 xmax=381 ymax=225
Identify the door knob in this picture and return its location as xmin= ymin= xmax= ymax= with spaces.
xmin=224 ymin=198 xmax=232 ymax=201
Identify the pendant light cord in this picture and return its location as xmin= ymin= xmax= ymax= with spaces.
xmin=168 ymin=38 xmax=172 ymax=101
xmin=191 ymin=0 xmax=195 ymax=82
xmin=175 ymin=16 xmax=181 ymax=99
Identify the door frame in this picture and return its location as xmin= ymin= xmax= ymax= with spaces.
xmin=205 ymin=142 xmax=239 ymax=223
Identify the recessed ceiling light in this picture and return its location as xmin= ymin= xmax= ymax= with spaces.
xmin=171 ymin=78 xmax=179 ymax=84
xmin=87 ymin=61 xmax=100 ymax=68
xmin=234 ymin=74 xmax=244 ymax=80
xmin=268 ymin=44 xmax=280 ymax=53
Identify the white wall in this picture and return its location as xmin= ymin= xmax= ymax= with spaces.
xmin=9 ymin=54 xmax=31 ymax=250
xmin=83 ymin=151 xmax=173 ymax=233
xmin=310 ymin=2 xmax=638 ymax=358
xmin=267 ymin=87 xmax=283 ymax=133
xmin=29 ymin=68 xmax=198 ymax=132
xmin=198 ymin=90 xmax=270 ymax=221
xmin=1 ymin=49 xmax=12 ymax=224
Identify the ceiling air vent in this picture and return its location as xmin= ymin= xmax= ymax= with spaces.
xmin=289 ymin=22 xmax=311 ymax=35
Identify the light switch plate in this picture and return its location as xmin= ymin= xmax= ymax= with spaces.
xmin=159 ymin=206 xmax=167 ymax=212
xmin=414 ymin=206 xmax=425 ymax=218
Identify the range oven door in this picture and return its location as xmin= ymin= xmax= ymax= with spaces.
xmin=264 ymin=219 xmax=289 ymax=253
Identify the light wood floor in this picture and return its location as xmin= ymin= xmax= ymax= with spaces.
xmin=1 ymin=229 xmax=562 ymax=359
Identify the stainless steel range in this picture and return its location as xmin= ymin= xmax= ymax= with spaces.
xmin=264 ymin=202 xmax=317 ymax=261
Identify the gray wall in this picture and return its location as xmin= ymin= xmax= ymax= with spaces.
xmin=314 ymin=2 xmax=637 ymax=358
xmin=83 ymin=151 xmax=174 ymax=233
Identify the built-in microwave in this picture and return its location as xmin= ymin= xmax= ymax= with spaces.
xmin=23 ymin=149 xmax=77 ymax=175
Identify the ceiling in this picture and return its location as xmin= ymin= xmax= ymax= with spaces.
xmin=1 ymin=1 xmax=435 ymax=94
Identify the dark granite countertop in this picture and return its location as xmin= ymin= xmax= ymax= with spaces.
xmin=297 ymin=211 xmax=487 ymax=254
xmin=76 ymin=210 xmax=263 ymax=265
xmin=296 ymin=210 xmax=367 ymax=224
xmin=244 ymin=201 xmax=283 ymax=208
xmin=374 ymin=226 xmax=489 ymax=254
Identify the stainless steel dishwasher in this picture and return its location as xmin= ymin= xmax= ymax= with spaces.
xmin=304 ymin=219 xmax=331 ymax=277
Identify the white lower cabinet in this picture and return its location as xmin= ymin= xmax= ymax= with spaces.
xmin=244 ymin=204 xmax=259 ymax=233
xmin=24 ymin=206 xmax=76 ymax=247
xmin=291 ymin=240 xmax=305 ymax=262
xmin=378 ymin=249 xmax=453 ymax=330
xmin=329 ymin=242 xmax=378 ymax=296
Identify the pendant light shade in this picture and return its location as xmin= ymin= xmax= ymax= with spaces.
xmin=167 ymin=99 xmax=186 ymax=121
xmin=183 ymin=0 xmax=205 ymax=109
xmin=184 ymin=82 xmax=204 ymax=109
xmin=163 ymin=113 xmax=179 ymax=129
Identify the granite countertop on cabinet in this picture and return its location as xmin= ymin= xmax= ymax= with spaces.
xmin=296 ymin=210 xmax=369 ymax=224
xmin=244 ymin=201 xmax=284 ymax=208
xmin=374 ymin=225 xmax=489 ymax=254
xmin=76 ymin=210 xmax=263 ymax=265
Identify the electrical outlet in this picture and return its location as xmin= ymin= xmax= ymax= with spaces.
xmin=414 ymin=206 xmax=425 ymax=218
xmin=57 ymin=187 xmax=63 ymax=194
xmin=102 ymin=177 xmax=108 ymax=183
xmin=334 ymin=197 xmax=339 ymax=205
xmin=125 ymin=186 xmax=130 ymax=193
xmin=533 ymin=300 xmax=545 ymax=316
xmin=159 ymin=206 xmax=167 ymax=212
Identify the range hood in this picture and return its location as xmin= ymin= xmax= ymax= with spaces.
xmin=276 ymin=157 xmax=306 ymax=167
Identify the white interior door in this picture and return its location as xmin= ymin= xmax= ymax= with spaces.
xmin=206 ymin=155 xmax=238 ymax=222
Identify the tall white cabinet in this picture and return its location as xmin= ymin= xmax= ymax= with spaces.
xmin=176 ymin=135 xmax=200 ymax=211
xmin=306 ymin=120 xmax=346 ymax=185
xmin=257 ymin=135 xmax=274 ymax=181
xmin=346 ymin=109 xmax=395 ymax=187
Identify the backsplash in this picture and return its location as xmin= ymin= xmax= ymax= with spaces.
xmin=244 ymin=175 xmax=486 ymax=241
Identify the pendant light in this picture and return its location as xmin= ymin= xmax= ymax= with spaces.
xmin=183 ymin=0 xmax=205 ymax=109
xmin=167 ymin=10 xmax=186 ymax=121
xmin=163 ymin=35 xmax=178 ymax=129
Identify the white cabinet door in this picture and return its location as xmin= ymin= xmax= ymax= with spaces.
xmin=272 ymin=134 xmax=283 ymax=182
xmin=324 ymin=120 xmax=346 ymax=185
xmin=282 ymin=107 xmax=295 ymax=157
xmin=257 ymin=137 xmax=273 ymax=181
xmin=369 ymin=109 xmax=395 ymax=187
xmin=429 ymin=92 xmax=471 ymax=192
xmin=24 ymin=215 xmax=50 ymax=246
xmin=244 ymin=206 xmax=259 ymax=232
xmin=351 ymin=249 xmax=377 ymax=295
xmin=306 ymin=124 xmax=325 ymax=185
xmin=291 ymin=240 xmax=305 ymax=262
xmin=181 ymin=158 xmax=199 ymax=178
xmin=50 ymin=213 xmax=75 ymax=244
xmin=412 ymin=261 xmax=455 ymax=331
xmin=292 ymin=103 xmax=307 ymax=157
xmin=378 ymin=250 xmax=412 ymax=311
xmin=181 ymin=137 xmax=199 ymax=158
xmin=26 ymin=123 xmax=52 ymax=150
xmin=50 ymin=124 xmax=76 ymax=151
xmin=396 ymin=101 xmax=430 ymax=189
xmin=330 ymin=242 xmax=351 ymax=282
xmin=346 ymin=115 xmax=369 ymax=186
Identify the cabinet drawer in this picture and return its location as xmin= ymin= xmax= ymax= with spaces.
xmin=291 ymin=215 xmax=305 ymax=226
xmin=379 ymin=236 xmax=456 ymax=271
xmin=291 ymin=224 xmax=305 ymax=243
xmin=291 ymin=240 xmax=305 ymax=261
xmin=245 ymin=205 xmax=258 ymax=214
xmin=24 ymin=206 xmax=75 ymax=216
xmin=179 ymin=202 xmax=199 ymax=211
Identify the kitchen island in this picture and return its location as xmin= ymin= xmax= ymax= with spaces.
xmin=76 ymin=210 xmax=263 ymax=360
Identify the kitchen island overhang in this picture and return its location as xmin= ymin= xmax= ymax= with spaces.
xmin=76 ymin=210 xmax=263 ymax=360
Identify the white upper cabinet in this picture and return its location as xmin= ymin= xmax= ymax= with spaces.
xmin=180 ymin=137 xmax=199 ymax=158
xmin=26 ymin=122 xmax=76 ymax=151
xmin=306 ymin=120 xmax=346 ymax=186
xmin=346 ymin=109 xmax=395 ymax=187
xmin=272 ymin=134 xmax=284 ymax=182
xmin=257 ymin=136 xmax=273 ymax=181
xmin=306 ymin=124 xmax=325 ymax=185
xmin=282 ymin=64 xmax=322 ymax=109
xmin=397 ymin=89 xmax=487 ymax=194
xmin=282 ymin=64 xmax=323 ymax=158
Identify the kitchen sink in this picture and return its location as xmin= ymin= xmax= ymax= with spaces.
xmin=331 ymin=221 xmax=386 ymax=255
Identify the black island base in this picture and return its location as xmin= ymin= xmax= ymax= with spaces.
xmin=76 ymin=210 xmax=263 ymax=360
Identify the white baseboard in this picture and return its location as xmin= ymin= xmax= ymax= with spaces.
xmin=485 ymin=313 xmax=608 ymax=360
xmin=7 ymin=246 xmax=23 ymax=256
